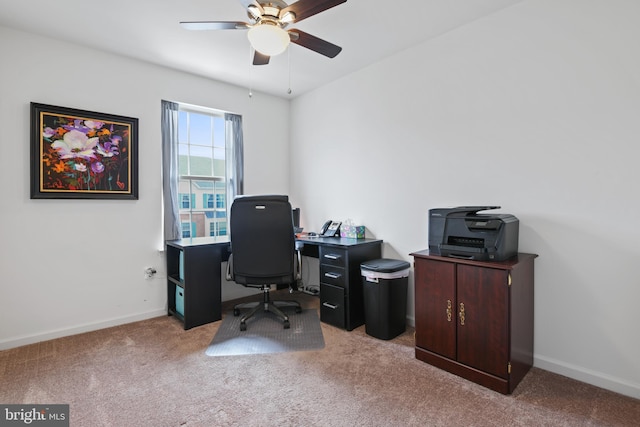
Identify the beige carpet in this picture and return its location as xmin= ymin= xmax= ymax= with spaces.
xmin=1 ymin=291 xmax=638 ymax=426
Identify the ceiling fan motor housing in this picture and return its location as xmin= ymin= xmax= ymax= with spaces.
xmin=180 ymin=0 xmax=347 ymax=63
xmin=249 ymin=1 xmax=294 ymax=27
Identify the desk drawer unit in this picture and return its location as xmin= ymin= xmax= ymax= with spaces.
xmin=319 ymin=244 xmax=381 ymax=331
xmin=319 ymin=247 xmax=351 ymax=329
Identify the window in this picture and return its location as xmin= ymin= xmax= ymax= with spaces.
xmin=204 ymin=194 xmax=214 ymax=209
xmin=178 ymin=106 xmax=228 ymax=237
xmin=161 ymin=100 xmax=242 ymax=242
xmin=181 ymin=222 xmax=192 ymax=238
xmin=180 ymin=193 xmax=194 ymax=209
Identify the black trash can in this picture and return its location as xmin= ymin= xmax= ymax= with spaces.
xmin=361 ymin=258 xmax=410 ymax=340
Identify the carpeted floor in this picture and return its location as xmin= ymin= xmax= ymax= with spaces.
xmin=1 ymin=290 xmax=638 ymax=426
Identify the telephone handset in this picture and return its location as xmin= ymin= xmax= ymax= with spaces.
xmin=320 ymin=220 xmax=341 ymax=237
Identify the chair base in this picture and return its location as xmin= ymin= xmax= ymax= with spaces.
xmin=233 ymin=285 xmax=302 ymax=331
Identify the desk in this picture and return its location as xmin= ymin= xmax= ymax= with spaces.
xmin=166 ymin=236 xmax=382 ymax=330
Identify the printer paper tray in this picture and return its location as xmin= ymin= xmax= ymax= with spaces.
xmin=440 ymin=244 xmax=487 ymax=254
xmin=440 ymin=245 xmax=490 ymax=260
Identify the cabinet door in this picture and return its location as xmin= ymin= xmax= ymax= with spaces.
xmin=415 ymin=259 xmax=456 ymax=359
xmin=456 ymin=264 xmax=509 ymax=378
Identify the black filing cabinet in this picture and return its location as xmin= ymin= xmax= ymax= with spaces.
xmin=319 ymin=242 xmax=381 ymax=330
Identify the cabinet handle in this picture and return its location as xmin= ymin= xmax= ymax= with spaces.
xmin=323 ymin=254 xmax=341 ymax=260
xmin=323 ymin=302 xmax=338 ymax=310
xmin=324 ymin=272 xmax=341 ymax=279
xmin=459 ymin=302 xmax=465 ymax=326
xmin=446 ymin=300 xmax=452 ymax=322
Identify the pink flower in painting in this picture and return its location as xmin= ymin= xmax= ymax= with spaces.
xmin=75 ymin=163 xmax=87 ymax=172
xmin=51 ymin=129 xmax=98 ymax=160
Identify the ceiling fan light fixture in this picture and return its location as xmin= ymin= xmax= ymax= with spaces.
xmin=247 ymin=24 xmax=290 ymax=56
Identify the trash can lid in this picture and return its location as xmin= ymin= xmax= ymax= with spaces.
xmin=361 ymin=258 xmax=411 ymax=273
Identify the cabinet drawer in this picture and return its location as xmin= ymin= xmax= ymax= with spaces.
xmin=320 ymin=264 xmax=346 ymax=287
xmin=319 ymin=248 xmax=347 ymax=267
xmin=320 ymin=283 xmax=345 ymax=329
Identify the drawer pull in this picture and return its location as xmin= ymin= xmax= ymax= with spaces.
xmin=323 ymin=254 xmax=341 ymax=260
xmin=322 ymin=302 xmax=339 ymax=310
xmin=324 ymin=272 xmax=341 ymax=279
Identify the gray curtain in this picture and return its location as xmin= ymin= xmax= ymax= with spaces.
xmin=225 ymin=113 xmax=244 ymax=215
xmin=161 ymin=100 xmax=181 ymax=241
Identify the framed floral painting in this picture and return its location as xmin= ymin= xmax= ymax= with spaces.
xmin=30 ymin=103 xmax=138 ymax=199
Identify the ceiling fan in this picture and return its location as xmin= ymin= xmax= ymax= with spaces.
xmin=180 ymin=0 xmax=347 ymax=65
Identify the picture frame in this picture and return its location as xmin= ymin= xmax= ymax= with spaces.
xmin=30 ymin=103 xmax=139 ymax=200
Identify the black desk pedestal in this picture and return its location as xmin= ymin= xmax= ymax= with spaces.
xmin=298 ymin=237 xmax=382 ymax=330
xmin=166 ymin=237 xmax=229 ymax=330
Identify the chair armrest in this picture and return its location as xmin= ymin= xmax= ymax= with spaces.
xmin=295 ymin=250 xmax=301 ymax=281
xmin=225 ymin=253 xmax=234 ymax=281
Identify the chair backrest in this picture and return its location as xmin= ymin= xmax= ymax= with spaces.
xmin=229 ymin=195 xmax=295 ymax=286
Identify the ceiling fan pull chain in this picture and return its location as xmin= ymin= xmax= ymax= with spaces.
xmin=287 ymin=47 xmax=292 ymax=95
xmin=249 ymin=46 xmax=254 ymax=98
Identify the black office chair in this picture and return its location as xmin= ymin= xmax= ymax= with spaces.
xmin=226 ymin=195 xmax=302 ymax=331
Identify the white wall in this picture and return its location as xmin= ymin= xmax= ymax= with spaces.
xmin=289 ymin=0 xmax=640 ymax=398
xmin=0 ymin=26 xmax=290 ymax=348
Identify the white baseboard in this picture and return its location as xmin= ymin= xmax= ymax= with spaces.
xmin=534 ymin=354 xmax=640 ymax=400
xmin=0 ymin=309 xmax=166 ymax=351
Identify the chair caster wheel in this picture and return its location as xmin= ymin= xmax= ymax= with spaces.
xmin=233 ymin=308 xmax=240 ymax=316
xmin=295 ymin=307 xmax=302 ymax=313
xmin=283 ymin=320 xmax=290 ymax=329
xmin=240 ymin=322 xmax=247 ymax=331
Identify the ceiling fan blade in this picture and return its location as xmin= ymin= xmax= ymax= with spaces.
xmin=180 ymin=21 xmax=249 ymax=30
xmin=281 ymin=0 xmax=347 ymax=23
xmin=253 ymin=51 xmax=270 ymax=65
xmin=289 ymin=30 xmax=342 ymax=58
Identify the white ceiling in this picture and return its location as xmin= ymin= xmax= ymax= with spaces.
xmin=0 ymin=0 xmax=523 ymax=98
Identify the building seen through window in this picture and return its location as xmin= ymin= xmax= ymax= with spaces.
xmin=178 ymin=106 xmax=227 ymax=238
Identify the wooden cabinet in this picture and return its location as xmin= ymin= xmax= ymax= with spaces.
xmin=411 ymin=250 xmax=537 ymax=394
xmin=166 ymin=237 xmax=229 ymax=330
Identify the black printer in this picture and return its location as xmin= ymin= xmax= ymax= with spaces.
xmin=428 ymin=206 xmax=519 ymax=261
